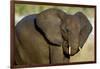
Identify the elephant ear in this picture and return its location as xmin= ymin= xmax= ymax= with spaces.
xmin=75 ymin=12 xmax=91 ymax=29
xmin=75 ymin=12 xmax=92 ymax=48
xmin=36 ymin=12 xmax=63 ymax=45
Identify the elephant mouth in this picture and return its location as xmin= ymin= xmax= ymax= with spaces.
xmin=62 ymin=41 xmax=81 ymax=56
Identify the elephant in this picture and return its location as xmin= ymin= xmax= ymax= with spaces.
xmin=15 ymin=8 xmax=92 ymax=65
xmin=36 ymin=8 xmax=92 ymax=62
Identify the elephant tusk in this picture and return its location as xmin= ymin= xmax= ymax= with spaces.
xmin=79 ymin=46 xmax=82 ymax=51
xmin=69 ymin=46 xmax=71 ymax=55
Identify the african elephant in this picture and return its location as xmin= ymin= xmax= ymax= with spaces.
xmin=15 ymin=8 xmax=92 ymax=65
xmin=36 ymin=8 xmax=92 ymax=62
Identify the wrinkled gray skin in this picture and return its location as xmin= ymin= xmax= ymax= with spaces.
xmin=15 ymin=8 xmax=92 ymax=65
xmin=15 ymin=14 xmax=50 ymax=65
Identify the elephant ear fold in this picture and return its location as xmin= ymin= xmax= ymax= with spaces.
xmin=36 ymin=13 xmax=63 ymax=45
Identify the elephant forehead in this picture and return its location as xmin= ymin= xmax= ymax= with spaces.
xmin=66 ymin=16 xmax=80 ymax=31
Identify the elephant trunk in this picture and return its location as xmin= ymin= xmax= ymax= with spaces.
xmin=68 ymin=36 xmax=79 ymax=56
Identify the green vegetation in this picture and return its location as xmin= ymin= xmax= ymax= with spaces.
xmin=15 ymin=4 xmax=94 ymax=17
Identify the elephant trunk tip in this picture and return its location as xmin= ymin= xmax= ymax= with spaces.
xmin=70 ymin=48 xmax=79 ymax=56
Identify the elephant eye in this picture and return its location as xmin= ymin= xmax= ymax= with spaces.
xmin=63 ymin=27 xmax=69 ymax=33
xmin=61 ymin=25 xmax=69 ymax=33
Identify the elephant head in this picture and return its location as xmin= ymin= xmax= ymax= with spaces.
xmin=61 ymin=15 xmax=81 ymax=56
xmin=62 ymin=12 xmax=92 ymax=56
xmin=36 ymin=8 xmax=92 ymax=56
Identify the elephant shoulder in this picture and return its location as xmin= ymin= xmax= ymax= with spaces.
xmin=15 ymin=14 xmax=37 ymax=30
xmin=16 ymin=14 xmax=36 ymax=26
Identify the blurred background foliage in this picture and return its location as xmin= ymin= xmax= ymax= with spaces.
xmin=15 ymin=4 xmax=94 ymax=17
xmin=15 ymin=4 xmax=95 ymax=25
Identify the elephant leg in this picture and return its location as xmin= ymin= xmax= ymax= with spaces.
xmin=15 ymin=33 xmax=24 ymax=65
xmin=49 ymin=45 xmax=64 ymax=64
xmin=80 ymin=23 xmax=92 ymax=48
